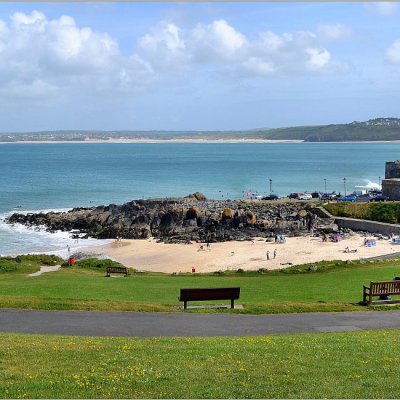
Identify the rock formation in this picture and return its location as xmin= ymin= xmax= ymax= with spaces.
xmin=6 ymin=197 xmax=337 ymax=243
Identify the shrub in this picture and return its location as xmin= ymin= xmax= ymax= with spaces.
xmin=325 ymin=203 xmax=400 ymax=224
xmin=72 ymin=258 xmax=124 ymax=271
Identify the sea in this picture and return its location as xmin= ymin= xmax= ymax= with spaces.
xmin=1 ymin=141 xmax=399 ymax=256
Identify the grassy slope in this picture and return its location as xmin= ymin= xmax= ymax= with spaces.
xmin=325 ymin=202 xmax=400 ymax=224
xmin=2 ymin=257 xmax=400 ymax=313
xmin=1 ymin=330 xmax=400 ymax=398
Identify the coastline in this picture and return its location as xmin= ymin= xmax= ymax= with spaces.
xmin=0 ymin=138 xmax=304 ymax=144
xmin=82 ymin=234 xmax=400 ymax=273
xmin=3 ymin=139 xmax=400 ymax=144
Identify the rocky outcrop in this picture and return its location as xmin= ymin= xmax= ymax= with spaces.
xmin=6 ymin=198 xmax=334 ymax=243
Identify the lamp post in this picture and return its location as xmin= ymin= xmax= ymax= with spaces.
xmin=324 ymin=178 xmax=327 ymax=194
xmin=343 ymin=177 xmax=347 ymax=197
xmin=269 ymin=178 xmax=272 ymax=193
xmin=379 ymin=176 xmax=381 ymax=190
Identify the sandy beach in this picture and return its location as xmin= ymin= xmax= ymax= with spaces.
xmin=86 ymin=233 xmax=400 ymax=273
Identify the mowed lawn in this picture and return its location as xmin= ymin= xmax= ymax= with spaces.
xmin=1 ymin=257 xmax=400 ymax=312
xmin=1 ymin=330 xmax=400 ymax=398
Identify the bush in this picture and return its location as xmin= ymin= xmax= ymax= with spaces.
xmin=72 ymin=258 xmax=125 ymax=271
xmin=366 ymin=203 xmax=400 ymax=224
xmin=325 ymin=203 xmax=400 ymax=224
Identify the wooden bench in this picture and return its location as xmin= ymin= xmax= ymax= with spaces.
xmin=106 ymin=266 xmax=128 ymax=277
xmin=363 ymin=280 xmax=400 ymax=305
xmin=178 ymin=287 xmax=240 ymax=309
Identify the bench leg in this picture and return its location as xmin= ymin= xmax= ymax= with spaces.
xmin=184 ymin=301 xmax=187 ymax=310
xmin=231 ymin=299 xmax=234 ymax=309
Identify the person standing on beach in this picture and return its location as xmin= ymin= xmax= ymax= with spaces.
xmin=266 ymin=251 xmax=270 ymax=260
xmin=273 ymin=248 xmax=277 ymax=259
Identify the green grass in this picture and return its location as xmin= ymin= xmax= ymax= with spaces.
xmin=325 ymin=202 xmax=400 ymax=224
xmin=2 ymin=255 xmax=400 ymax=313
xmin=1 ymin=330 xmax=400 ymax=398
xmin=0 ymin=254 xmax=62 ymax=274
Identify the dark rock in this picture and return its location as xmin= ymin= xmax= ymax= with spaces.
xmin=5 ymin=197 xmax=338 ymax=244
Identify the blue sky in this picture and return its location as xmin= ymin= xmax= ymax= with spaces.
xmin=0 ymin=2 xmax=400 ymax=132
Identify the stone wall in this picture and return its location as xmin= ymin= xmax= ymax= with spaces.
xmin=334 ymin=215 xmax=400 ymax=236
xmin=382 ymin=179 xmax=400 ymax=200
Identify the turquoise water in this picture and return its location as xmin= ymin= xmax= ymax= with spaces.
xmin=0 ymin=142 xmax=398 ymax=255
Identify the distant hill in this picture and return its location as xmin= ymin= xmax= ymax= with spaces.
xmin=2 ymin=118 xmax=400 ymax=142
xmin=255 ymin=118 xmax=400 ymax=142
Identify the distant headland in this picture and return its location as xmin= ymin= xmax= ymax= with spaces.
xmin=2 ymin=117 xmax=400 ymax=143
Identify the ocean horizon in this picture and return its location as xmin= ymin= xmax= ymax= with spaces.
xmin=0 ymin=141 xmax=397 ymax=256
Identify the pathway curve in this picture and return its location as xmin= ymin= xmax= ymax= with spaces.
xmin=1 ymin=309 xmax=400 ymax=337
xmin=28 ymin=265 xmax=61 ymax=277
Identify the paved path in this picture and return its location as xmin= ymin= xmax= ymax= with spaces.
xmin=1 ymin=309 xmax=400 ymax=337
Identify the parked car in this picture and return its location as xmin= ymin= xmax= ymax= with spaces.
xmin=355 ymin=194 xmax=370 ymax=203
xmin=338 ymin=194 xmax=357 ymax=202
xmin=369 ymin=190 xmax=382 ymax=197
xmin=298 ymin=193 xmax=313 ymax=200
xmin=320 ymin=192 xmax=337 ymax=201
xmin=288 ymin=193 xmax=301 ymax=199
xmin=370 ymin=194 xmax=389 ymax=202
xmin=311 ymin=192 xmax=321 ymax=199
xmin=262 ymin=194 xmax=280 ymax=200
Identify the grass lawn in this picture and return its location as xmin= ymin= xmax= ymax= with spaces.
xmin=1 ymin=255 xmax=400 ymax=313
xmin=1 ymin=330 xmax=400 ymax=398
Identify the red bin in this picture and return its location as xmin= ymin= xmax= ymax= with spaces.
xmin=69 ymin=257 xmax=75 ymax=266
xmin=191 ymin=267 xmax=196 ymax=273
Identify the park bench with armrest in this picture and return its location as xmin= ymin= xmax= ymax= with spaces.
xmin=179 ymin=287 xmax=240 ymax=309
xmin=363 ymin=280 xmax=400 ymax=305
xmin=106 ymin=266 xmax=128 ymax=277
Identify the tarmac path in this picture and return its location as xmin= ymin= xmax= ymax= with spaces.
xmin=1 ymin=309 xmax=400 ymax=337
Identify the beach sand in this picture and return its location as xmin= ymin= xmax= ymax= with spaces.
xmin=86 ymin=233 xmax=400 ymax=273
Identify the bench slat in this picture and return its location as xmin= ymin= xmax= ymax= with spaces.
xmin=363 ymin=280 xmax=400 ymax=305
xmin=106 ymin=266 xmax=128 ymax=277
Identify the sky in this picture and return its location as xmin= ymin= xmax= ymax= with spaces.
xmin=1 ymin=2 xmax=400 ymax=132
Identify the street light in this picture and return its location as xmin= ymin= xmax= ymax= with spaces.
xmin=343 ymin=177 xmax=347 ymax=196
xmin=324 ymin=178 xmax=327 ymax=194
xmin=379 ymin=176 xmax=381 ymax=190
xmin=269 ymin=178 xmax=273 ymax=193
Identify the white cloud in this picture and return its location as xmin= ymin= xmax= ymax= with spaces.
xmin=138 ymin=23 xmax=185 ymax=54
xmin=0 ymin=11 xmax=350 ymax=105
xmin=243 ymin=29 xmax=346 ymax=76
xmin=11 ymin=10 xmax=47 ymax=31
xmin=386 ymin=39 xmax=400 ymax=63
xmin=137 ymin=23 xmax=187 ymax=68
xmin=0 ymin=11 xmax=156 ymax=102
xmin=317 ymin=24 xmax=352 ymax=40
xmin=0 ymin=19 xmax=8 ymax=37
xmin=306 ymin=48 xmax=331 ymax=70
xmin=366 ymin=2 xmax=398 ymax=16
xmin=190 ymin=19 xmax=247 ymax=61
